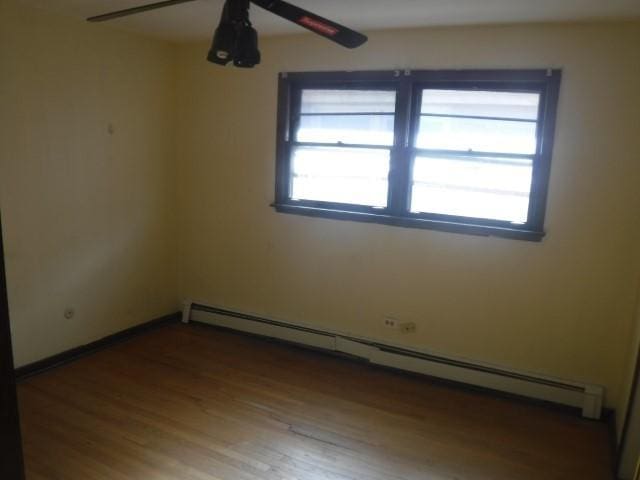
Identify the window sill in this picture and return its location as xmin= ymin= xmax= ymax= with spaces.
xmin=272 ymin=203 xmax=545 ymax=242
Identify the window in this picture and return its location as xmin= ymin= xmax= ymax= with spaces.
xmin=274 ymin=70 xmax=561 ymax=241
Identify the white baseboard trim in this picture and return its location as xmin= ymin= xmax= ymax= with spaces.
xmin=187 ymin=302 xmax=605 ymax=420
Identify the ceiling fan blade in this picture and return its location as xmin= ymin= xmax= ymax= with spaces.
xmin=87 ymin=0 xmax=198 ymax=22
xmin=250 ymin=0 xmax=367 ymax=49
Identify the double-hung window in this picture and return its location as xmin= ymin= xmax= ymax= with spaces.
xmin=274 ymin=70 xmax=561 ymax=241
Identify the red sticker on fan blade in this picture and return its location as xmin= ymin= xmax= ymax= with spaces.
xmin=299 ymin=16 xmax=339 ymax=36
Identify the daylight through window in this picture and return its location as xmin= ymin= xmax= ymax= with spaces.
xmin=274 ymin=70 xmax=561 ymax=241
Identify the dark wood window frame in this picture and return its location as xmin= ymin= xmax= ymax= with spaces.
xmin=273 ymin=69 xmax=561 ymax=241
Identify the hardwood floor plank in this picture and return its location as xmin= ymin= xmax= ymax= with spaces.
xmin=18 ymin=323 xmax=613 ymax=480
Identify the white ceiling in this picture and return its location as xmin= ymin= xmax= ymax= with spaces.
xmin=20 ymin=0 xmax=640 ymax=43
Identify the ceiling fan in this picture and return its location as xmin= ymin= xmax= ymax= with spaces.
xmin=88 ymin=0 xmax=368 ymax=68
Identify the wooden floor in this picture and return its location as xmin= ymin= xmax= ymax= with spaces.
xmin=18 ymin=323 xmax=613 ymax=480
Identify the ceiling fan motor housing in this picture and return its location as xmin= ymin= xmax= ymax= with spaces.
xmin=233 ymin=24 xmax=261 ymax=68
xmin=207 ymin=0 xmax=261 ymax=68
xmin=207 ymin=22 xmax=236 ymax=65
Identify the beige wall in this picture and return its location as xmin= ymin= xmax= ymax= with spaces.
xmin=175 ymin=22 xmax=640 ymax=426
xmin=0 ymin=1 xmax=180 ymax=367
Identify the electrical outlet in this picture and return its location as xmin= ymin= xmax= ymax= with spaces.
xmin=384 ymin=317 xmax=416 ymax=334
xmin=384 ymin=316 xmax=399 ymax=329
xmin=399 ymin=322 xmax=416 ymax=334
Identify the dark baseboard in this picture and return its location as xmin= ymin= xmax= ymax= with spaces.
xmin=605 ymin=408 xmax=622 ymax=479
xmin=15 ymin=312 xmax=181 ymax=381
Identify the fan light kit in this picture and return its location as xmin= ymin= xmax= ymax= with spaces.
xmin=88 ymin=0 xmax=368 ymax=68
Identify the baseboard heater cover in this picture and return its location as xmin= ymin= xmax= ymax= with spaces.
xmin=184 ymin=301 xmax=604 ymax=420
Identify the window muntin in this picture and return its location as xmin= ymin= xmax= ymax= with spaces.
xmin=275 ymin=71 xmax=560 ymax=241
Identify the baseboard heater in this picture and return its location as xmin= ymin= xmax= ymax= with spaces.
xmin=183 ymin=301 xmax=604 ymax=420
